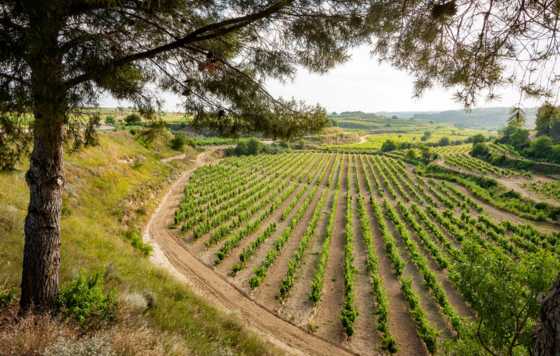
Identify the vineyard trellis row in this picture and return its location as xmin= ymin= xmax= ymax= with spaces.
xmin=173 ymin=151 xmax=558 ymax=355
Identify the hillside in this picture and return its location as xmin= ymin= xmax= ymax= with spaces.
xmin=0 ymin=132 xmax=276 ymax=356
xmin=332 ymin=107 xmax=538 ymax=130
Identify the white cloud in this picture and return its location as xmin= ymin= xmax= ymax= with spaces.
xmin=100 ymin=46 xmax=545 ymax=113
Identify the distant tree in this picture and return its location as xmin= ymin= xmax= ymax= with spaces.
xmin=421 ymin=131 xmax=432 ymax=142
xmin=124 ymin=114 xmax=142 ymax=126
xmin=499 ymin=127 xmax=530 ymax=150
xmin=381 ymin=140 xmax=398 ymax=152
xmin=471 ymin=142 xmax=490 ymax=159
xmin=470 ymin=134 xmax=486 ymax=144
xmin=508 ymin=106 xmax=526 ymax=129
xmin=550 ymin=119 xmax=560 ymax=142
xmin=438 ymin=137 xmax=450 ymax=146
xmin=405 ymin=149 xmax=418 ymax=160
xmin=420 ymin=147 xmax=437 ymax=163
xmin=527 ymin=136 xmax=554 ymax=160
xmin=535 ymin=102 xmax=558 ymax=137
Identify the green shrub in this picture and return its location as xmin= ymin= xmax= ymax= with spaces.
xmin=0 ymin=286 xmax=16 ymax=308
xmin=448 ymin=241 xmax=559 ymax=355
xmin=170 ymin=133 xmax=188 ymax=151
xmin=124 ymin=230 xmax=153 ymax=256
xmin=471 ymin=142 xmax=490 ymax=159
xmin=105 ymin=115 xmax=115 ymax=125
xmin=381 ymin=139 xmax=397 ymax=152
xmin=438 ymin=136 xmax=450 ymax=146
xmin=124 ymin=113 xmax=142 ymax=126
xmin=57 ymin=272 xmax=117 ymax=326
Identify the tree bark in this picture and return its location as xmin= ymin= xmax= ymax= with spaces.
xmin=533 ymin=277 xmax=560 ymax=356
xmin=19 ymin=100 xmax=66 ymax=313
xmin=19 ymin=11 xmax=67 ymax=312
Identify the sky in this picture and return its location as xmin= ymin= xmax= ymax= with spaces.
xmin=101 ymin=46 xmax=544 ymax=113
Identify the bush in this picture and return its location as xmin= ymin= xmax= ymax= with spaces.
xmin=0 ymin=285 xmax=16 ymax=308
xmin=526 ymin=135 xmax=554 ymax=160
xmin=381 ymin=139 xmax=397 ymax=152
xmin=124 ymin=230 xmax=153 ymax=256
xmin=438 ymin=137 xmax=450 ymax=146
xmin=105 ymin=116 xmax=115 ymax=125
xmin=469 ymin=133 xmax=486 ymax=143
xmin=471 ymin=142 xmax=490 ymax=159
xmin=421 ymin=131 xmax=432 ymax=142
xmin=499 ymin=126 xmax=530 ymax=150
xmin=448 ymin=242 xmax=559 ymax=355
xmin=57 ymin=272 xmax=117 ymax=327
xmin=421 ymin=147 xmax=437 ymax=163
xmin=405 ymin=149 xmax=418 ymax=160
xmin=124 ymin=114 xmax=142 ymax=126
xmin=169 ymin=133 xmax=188 ymax=151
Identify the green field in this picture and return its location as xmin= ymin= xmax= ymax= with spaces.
xmin=324 ymin=128 xmax=491 ymax=151
xmin=331 ymin=115 xmax=441 ymax=132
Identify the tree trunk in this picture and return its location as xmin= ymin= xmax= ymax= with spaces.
xmin=19 ymin=14 xmax=67 ymax=312
xmin=533 ymin=277 xmax=560 ymax=356
xmin=19 ymin=104 xmax=66 ymax=313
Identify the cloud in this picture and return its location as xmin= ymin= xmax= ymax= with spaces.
xmin=101 ymin=46 xmax=543 ymax=113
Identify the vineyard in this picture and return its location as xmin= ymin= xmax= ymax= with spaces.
xmin=173 ymin=152 xmax=559 ymax=355
xmin=525 ymin=180 xmax=560 ymax=203
xmin=442 ymin=154 xmax=520 ymax=177
xmin=432 ymin=144 xmax=471 ymax=156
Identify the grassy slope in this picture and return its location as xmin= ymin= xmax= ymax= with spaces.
xmin=0 ymin=132 xmax=276 ymax=356
xmin=327 ymin=128 xmax=490 ymax=150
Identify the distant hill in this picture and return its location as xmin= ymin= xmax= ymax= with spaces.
xmin=332 ymin=107 xmax=537 ymax=130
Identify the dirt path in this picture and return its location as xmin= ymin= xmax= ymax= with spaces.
xmin=161 ymin=153 xmax=187 ymax=163
xmin=143 ymin=150 xmax=357 ymax=356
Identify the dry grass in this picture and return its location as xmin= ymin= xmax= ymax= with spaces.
xmin=0 ymin=304 xmax=191 ymax=356
xmin=0 ymin=307 xmax=77 ymax=355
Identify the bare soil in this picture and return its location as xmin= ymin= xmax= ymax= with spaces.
xmin=364 ymin=198 xmax=427 ymax=356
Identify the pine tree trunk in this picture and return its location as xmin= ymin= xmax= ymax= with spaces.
xmin=533 ymin=277 xmax=560 ymax=356
xmin=19 ymin=104 xmax=66 ymax=313
xmin=19 ymin=18 xmax=67 ymax=311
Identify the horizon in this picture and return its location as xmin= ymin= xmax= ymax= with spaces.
xmin=93 ymin=104 xmax=539 ymax=115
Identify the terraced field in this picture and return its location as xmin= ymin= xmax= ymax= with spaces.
xmin=172 ymin=152 xmax=558 ymax=355
xmin=442 ymin=154 xmax=520 ymax=177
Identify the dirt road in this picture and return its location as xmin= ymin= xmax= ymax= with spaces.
xmin=143 ymin=150 xmax=359 ymax=356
